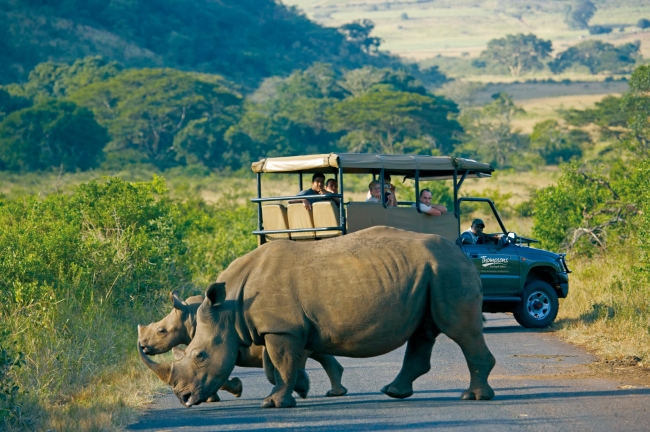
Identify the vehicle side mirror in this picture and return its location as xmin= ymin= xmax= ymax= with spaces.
xmin=506 ymin=232 xmax=517 ymax=245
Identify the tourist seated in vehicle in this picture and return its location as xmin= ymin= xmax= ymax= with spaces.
xmin=324 ymin=178 xmax=340 ymax=206
xmin=366 ymin=180 xmax=397 ymax=207
xmin=366 ymin=173 xmax=397 ymax=203
xmin=298 ymin=172 xmax=326 ymax=211
xmin=460 ymin=218 xmax=501 ymax=245
xmin=411 ymin=188 xmax=448 ymax=216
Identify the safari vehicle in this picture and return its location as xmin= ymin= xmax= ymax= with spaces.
xmin=250 ymin=153 xmax=570 ymax=328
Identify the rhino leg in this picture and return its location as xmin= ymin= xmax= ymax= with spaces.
xmin=263 ymin=347 xmax=310 ymax=398
xmin=220 ymin=377 xmax=243 ymax=398
xmin=261 ymin=334 xmax=305 ymax=408
xmin=437 ymin=305 xmax=496 ymax=400
xmin=309 ymin=352 xmax=348 ymax=397
xmin=381 ymin=319 xmax=439 ymax=399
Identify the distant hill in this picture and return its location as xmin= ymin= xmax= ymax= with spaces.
xmin=0 ymin=0 xmax=414 ymax=88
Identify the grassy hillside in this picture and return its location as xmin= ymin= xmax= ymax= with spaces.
xmin=0 ymin=0 xmax=399 ymax=87
xmin=286 ymin=0 xmax=650 ymax=61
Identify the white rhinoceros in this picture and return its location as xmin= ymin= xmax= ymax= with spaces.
xmin=139 ymin=226 xmax=495 ymax=408
xmin=137 ymin=292 xmax=347 ymax=398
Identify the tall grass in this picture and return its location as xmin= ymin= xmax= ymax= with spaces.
xmin=0 ymin=176 xmax=257 ymax=430
xmin=556 ymin=247 xmax=650 ymax=362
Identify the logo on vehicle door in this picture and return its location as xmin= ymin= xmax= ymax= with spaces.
xmin=481 ymin=256 xmax=508 ymax=268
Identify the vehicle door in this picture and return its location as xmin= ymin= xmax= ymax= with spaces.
xmin=458 ymin=198 xmax=521 ymax=296
xmin=462 ymin=242 xmax=520 ymax=296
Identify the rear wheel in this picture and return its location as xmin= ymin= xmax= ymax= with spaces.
xmin=513 ymin=280 xmax=559 ymax=328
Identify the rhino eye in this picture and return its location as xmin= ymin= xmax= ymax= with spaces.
xmin=157 ymin=328 xmax=167 ymax=334
xmin=193 ymin=351 xmax=208 ymax=362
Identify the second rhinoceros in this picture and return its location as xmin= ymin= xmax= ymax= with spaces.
xmin=138 ymin=292 xmax=347 ymax=398
xmin=140 ymin=226 xmax=496 ymax=408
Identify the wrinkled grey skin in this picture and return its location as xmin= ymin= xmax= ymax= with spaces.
xmin=138 ymin=292 xmax=347 ymax=398
xmin=139 ymin=226 xmax=496 ymax=409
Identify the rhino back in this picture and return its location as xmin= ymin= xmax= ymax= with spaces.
xmin=218 ymin=226 xmax=481 ymax=357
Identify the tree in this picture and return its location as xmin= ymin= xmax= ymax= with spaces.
xmin=338 ymin=66 xmax=427 ymax=97
xmin=0 ymin=89 xmax=31 ymax=121
xmin=478 ymin=34 xmax=552 ymax=77
xmin=70 ymin=68 xmax=243 ymax=169
xmin=458 ymin=93 xmax=527 ymax=169
xmin=638 ymin=18 xmax=650 ymax=29
xmin=338 ymin=19 xmax=382 ymax=55
xmin=0 ymin=99 xmax=108 ymax=171
xmin=326 ymin=89 xmax=461 ymax=155
xmin=622 ymin=65 xmax=650 ymax=156
xmin=565 ymin=0 xmax=597 ymax=30
xmin=3 ymin=56 xmax=122 ymax=102
xmin=562 ymin=95 xmax=629 ymax=142
xmin=529 ymin=120 xmax=589 ymax=164
xmin=551 ymin=41 xmax=640 ymax=74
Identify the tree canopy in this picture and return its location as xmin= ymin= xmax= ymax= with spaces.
xmin=0 ymin=99 xmax=108 ymax=171
xmin=478 ymin=34 xmax=552 ymax=77
xmin=565 ymin=0 xmax=597 ymax=30
xmin=550 ymin=41 xmax=640 ymax=75
xmin=70 ymin=68 xmax=243 ymax=169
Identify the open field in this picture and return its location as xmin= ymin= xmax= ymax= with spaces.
xmin=285 ymin=0 xmax=650 ymax=61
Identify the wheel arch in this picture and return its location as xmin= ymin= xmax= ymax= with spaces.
xmin=524 ymin=265 xmax=564 ymax=298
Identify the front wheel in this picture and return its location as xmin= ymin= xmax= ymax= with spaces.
xmin=513 ymin=280 xmax=559 ymax=328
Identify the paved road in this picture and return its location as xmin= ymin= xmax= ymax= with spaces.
xmin=128 ymin=314 xmax=650 ymax=431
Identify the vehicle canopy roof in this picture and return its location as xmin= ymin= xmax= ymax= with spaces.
xmin=251 ymin=153 xmax=494 ymax=180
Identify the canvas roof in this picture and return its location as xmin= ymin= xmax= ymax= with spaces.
xmin=251 ymin=153 xmax=494 ymax=179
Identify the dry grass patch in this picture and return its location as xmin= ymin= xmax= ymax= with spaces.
xmin=554 ymin=250 xmax=650 ymax=374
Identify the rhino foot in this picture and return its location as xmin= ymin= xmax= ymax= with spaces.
xmin=460 ymin=385 xmax=494 ymax=401
xmin=261 ymin=393 xmax=297 ymax=408
xmin=380 ymin=384 xmax=413 ymax=399
xmin=205 ymin=393 xmax=221 ymax=403
xmin=325 ymin=385 xmax=348 ymax=397
xmin=230 ymin=377 xmax=243 ymax=398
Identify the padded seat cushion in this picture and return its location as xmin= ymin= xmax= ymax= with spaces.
xmin=261 ymin=204 xmax=290 ymax=240
xmin=287 ymin=203 xmax=316 ymax=239
xmin=312 ymin=201 xmax=341 ymax=239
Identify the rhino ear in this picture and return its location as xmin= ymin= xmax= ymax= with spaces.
xmin=170 ymin=291 xmax=187 ymax=312
xmin=205 ymin=282 xmax=226 ymax=307
xmin=171 ymin=346 xmax=186 ymax=361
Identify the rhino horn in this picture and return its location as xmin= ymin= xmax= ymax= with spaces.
xmin=138 ymin=342 xmax=172 ymax=384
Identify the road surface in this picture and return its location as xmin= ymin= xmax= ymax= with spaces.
xmin=128 ymin=314 xmax=650 ymax=431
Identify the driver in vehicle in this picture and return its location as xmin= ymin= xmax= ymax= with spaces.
xmin=460 ymin=219 xmax=501 ymax=245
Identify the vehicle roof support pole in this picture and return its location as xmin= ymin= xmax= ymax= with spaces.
xmin=298 ymin=172 xmax=303 ymax=192
xmin=380 ymin=167 xmax=386 ymax=208
xmin=453 ymin=169 xmax=460 ymax=236
xmin=414 ymin=169 xmax=422 ymax=213
xmin=257 ymin=172 xmax=265 ymax=246
xmin=338 ymin=166 xmax=346 ymax=234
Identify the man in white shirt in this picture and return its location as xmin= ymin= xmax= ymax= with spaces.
xmin=412 ymin=189 xmax=447 ymax=216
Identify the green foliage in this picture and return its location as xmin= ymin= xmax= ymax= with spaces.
xmin=478 ymin=34 xmax=553 ymax=77
xmin=458 ymin=93 xmax=531 ymax=169
xmin=327 ymin=89 xmax=460 ymax=155
xmin=530 ymin=119 xmax=589 ymax=164
xmin=0 ymin=176 xmax=257 ymax=425
xmin=565 ymin=0 xmax=597 ymax=30
xmin=638 ymin=18 xmax=650 ymax=29
xmin=3 ymin=56 xmax=122 ymax=102
xmin=338 ymin=19 xmax=382 ymax=55
xmin=0 ymin=0 xmax=402 ymax=87
xmin=588 ymin=25 xmax=613 ymax=35
xmin=532 ymin=163 xmax=614 ymax=253
xmin=70 ymin=68 xmax=243 ymax=169
xmin=622 ymin=64 xmax=650 ymax=155
xmin=0 ymin=89 xmax=31 ymax=121
xmin=0 ymin=335 xmax=24 ymax=427
xmin=0 ymin=99 xmax=108 ymax=171
xmin=562 ymin=95 xmax=629 ymax=142
xmin=550 ymin=41 xmax=640 ymax=75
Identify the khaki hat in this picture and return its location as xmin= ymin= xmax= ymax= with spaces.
xmin=471 ymin=218 xmax=485 ymax=228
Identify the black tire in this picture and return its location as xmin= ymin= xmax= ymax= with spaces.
xmin=513 ymin=280 xmax=559 ymax=328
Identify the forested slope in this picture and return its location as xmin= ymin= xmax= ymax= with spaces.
xmin=0 ymin=0 xmax=404 ymax=87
